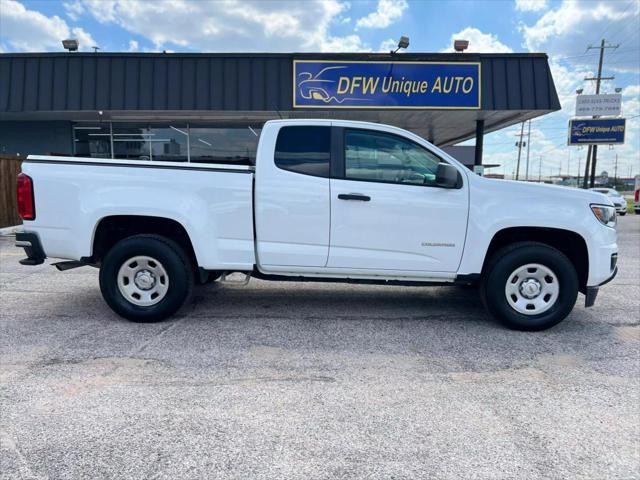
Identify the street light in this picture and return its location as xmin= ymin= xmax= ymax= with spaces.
xmin=576 ymin=88 xmax=583 ymax=95
xmin=615 ymin=87 xmax=622 ymax=93
xmin=62 ymin=39 xmax=79 ymax=52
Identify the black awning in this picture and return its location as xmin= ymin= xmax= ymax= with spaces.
xmin=0 ymin=52 xmax=560 ymax=146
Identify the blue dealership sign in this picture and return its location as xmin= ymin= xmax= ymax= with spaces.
xmin=568 ymin=118 xmax=626 ymax=145
xmin=293 ymin=60 xmax=480 ymax=109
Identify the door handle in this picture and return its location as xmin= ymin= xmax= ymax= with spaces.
xmin=338 ymin=193 xmax=371 ymax=201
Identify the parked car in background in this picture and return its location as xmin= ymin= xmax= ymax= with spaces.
xmin=590 ymin=188 xmax=628 ymax=216
xmin=635 ymin=177 xmax=640 ymax=215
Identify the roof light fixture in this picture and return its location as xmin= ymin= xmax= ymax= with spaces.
xmin=391 ymin=36 xmax=410 ymax=54
xmin=62 ymin=39 xmax=79 ymax=52
xmin=454 ymin=39 xmax=469 ymax=52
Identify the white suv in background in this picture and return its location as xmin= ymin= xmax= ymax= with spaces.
xmin=590 ymin=188 xmax=628 ymax=216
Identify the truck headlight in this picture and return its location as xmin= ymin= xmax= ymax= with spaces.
xmin=591 ymin=204 xmax=616 ymax=228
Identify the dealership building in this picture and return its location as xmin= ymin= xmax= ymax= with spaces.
xmin=0 ymin=52 xmax=560 ymax=166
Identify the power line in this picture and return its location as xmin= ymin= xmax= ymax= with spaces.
xmin=593 ymin=0 xmax=638 ymax=42
xmin=552 ymin=47 xmax=639 ymax=63
xmin=603 ymin=9 xmax=640 ymax=46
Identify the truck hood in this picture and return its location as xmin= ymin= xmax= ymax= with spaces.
xmin=476 ymin=177 xmax=614 ymax=206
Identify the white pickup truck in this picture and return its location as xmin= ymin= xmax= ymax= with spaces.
xmin=15 ymin=119 xmax=618 ymax=330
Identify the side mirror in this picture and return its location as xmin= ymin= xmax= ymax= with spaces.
xmin=435 ymin=163 xmax=459 ymax=188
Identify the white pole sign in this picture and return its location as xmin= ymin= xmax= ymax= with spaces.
xmin=575 ymin=94 xmax=622 ymax=117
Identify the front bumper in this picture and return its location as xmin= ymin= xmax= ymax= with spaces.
xmin=15 ymin=231 xmax=46 ymax=265
xmin=585 ymin=265 xmax=618 ymax=308
xmin=614 ymin=204 xmax=627 ymax=213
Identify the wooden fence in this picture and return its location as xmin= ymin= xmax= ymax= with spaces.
xmin=0 ymin=156 xmax=24 ymax=228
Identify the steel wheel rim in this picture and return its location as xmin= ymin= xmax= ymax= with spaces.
xmin=505 ymin=263 xmax=559 ymax=315
xmin=117 ymin=255 xmax=169 ymax=307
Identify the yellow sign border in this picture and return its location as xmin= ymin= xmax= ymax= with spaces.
xmin=292 ymin=59 xmax=482 ymax=110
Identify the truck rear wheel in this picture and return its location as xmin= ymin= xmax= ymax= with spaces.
xmin=481 ymin=242 xmax=578 ymax=331
xmin=99 ymin=234 xmax=193 ymax=322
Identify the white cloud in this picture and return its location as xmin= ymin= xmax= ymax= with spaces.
xmin=442 ymin=27 xmax=513 ymax=53
xmin=378 ymin=38 xmax=398 ymax=52
xmin=515 ymin=0 xmax=547 ymax=12
xmin=622 ymin=84 xmax=640 ymax=99
xmin=548 ymin=60 xmax=594 ymax=113
xmin=0 ymin=0 xmax=96 ymax=52
xmin=72 ymin=26 xmax=95 ymax=49
xmin=127 ymin=40 xmax=139 ymax=52
xmin=521 ymin=0 xmax=639 ymax=53
xmin=320 ymin=34 xmax=367 ymax=52
xmin=356 ymin=0 xmax=408 ymax=29
xmin=63 ymin=0 xmax=84 ymax=21
xmin=68 ymin=0 xmax=369 ymax=52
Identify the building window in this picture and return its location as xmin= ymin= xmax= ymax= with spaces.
xmin=149 ymin=125 xmax=189 ymax=162
xmin=189 ymin=127 xmax=260 ymax=164
xmin=112 ymin=124 xmax=152 ymax=160
xmin=73 ymin=125 xmax=111 ymax=158
xmin=274 ymin=126 xmax=330 ymax=177
xmin=72 ymin=122 xmax=261 ymax=163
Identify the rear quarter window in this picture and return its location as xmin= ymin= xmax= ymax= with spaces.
xmin=274 ymin=126 xmax=330 ymax=177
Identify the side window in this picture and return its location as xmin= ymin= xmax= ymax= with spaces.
xmin=344 ymin=129 xmax=444 ymax=186
xmin=274 ymin=126 xmax=330 ymax=177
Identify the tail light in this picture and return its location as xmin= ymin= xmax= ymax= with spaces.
xmin=17 ymin=173 xmax=35 ymax=220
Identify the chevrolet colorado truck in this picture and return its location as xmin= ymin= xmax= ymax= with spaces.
xmin=15 ymin=119 xmax=618 ymax=330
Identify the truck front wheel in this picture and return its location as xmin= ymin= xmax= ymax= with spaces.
xmin=481 ymin=242 xmax=578 ymax=331
xmin=99 ymin=234 xmax=193 ymax=322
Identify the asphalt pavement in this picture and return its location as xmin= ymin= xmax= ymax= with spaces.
xmin=1 ymin=216 xmax=639 ymax=479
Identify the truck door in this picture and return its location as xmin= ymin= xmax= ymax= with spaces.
xmin=255 ymin=123 xmax=331 ymax=267
xmin=328 ymin=127 xmax=468 ymax=273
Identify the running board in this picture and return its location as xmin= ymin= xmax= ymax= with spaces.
xmin=53 ymin=260 xmax=90 ymax=271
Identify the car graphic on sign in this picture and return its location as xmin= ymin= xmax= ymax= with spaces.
xmin=297 ymin=66 xmax=369 ymax=105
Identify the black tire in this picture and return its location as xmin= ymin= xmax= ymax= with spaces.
xmin=99 ymin=234 xmax=193 ymax=322
xmin=619 ymin=211 xmax=626 ymax=216
xmin=480 ymin=242 xmax=578 ymax=331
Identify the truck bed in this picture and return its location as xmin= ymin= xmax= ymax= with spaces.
xmin=22 ymin=155 xmax=257 ymax=270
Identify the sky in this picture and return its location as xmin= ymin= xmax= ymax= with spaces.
xmin=0 ymin=0 xmax=639 ymax=178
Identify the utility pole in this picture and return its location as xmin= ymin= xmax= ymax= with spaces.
xmin=613 ymin=153 xmax=618 ymax=188
xmin=577 ymin=157 xmax=581 ymax=187
xmin=515 ymin=121 xmax=526 ymax=180
xmin=524 ymin=120 xmax=532 ymax=181
xmin=538 ymin=155 xmax=542 ymax=182
xmin=582 ymin=39 xmax=618 ymax=188
xmin=582 ymin=146 xmax=592 ymax=189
